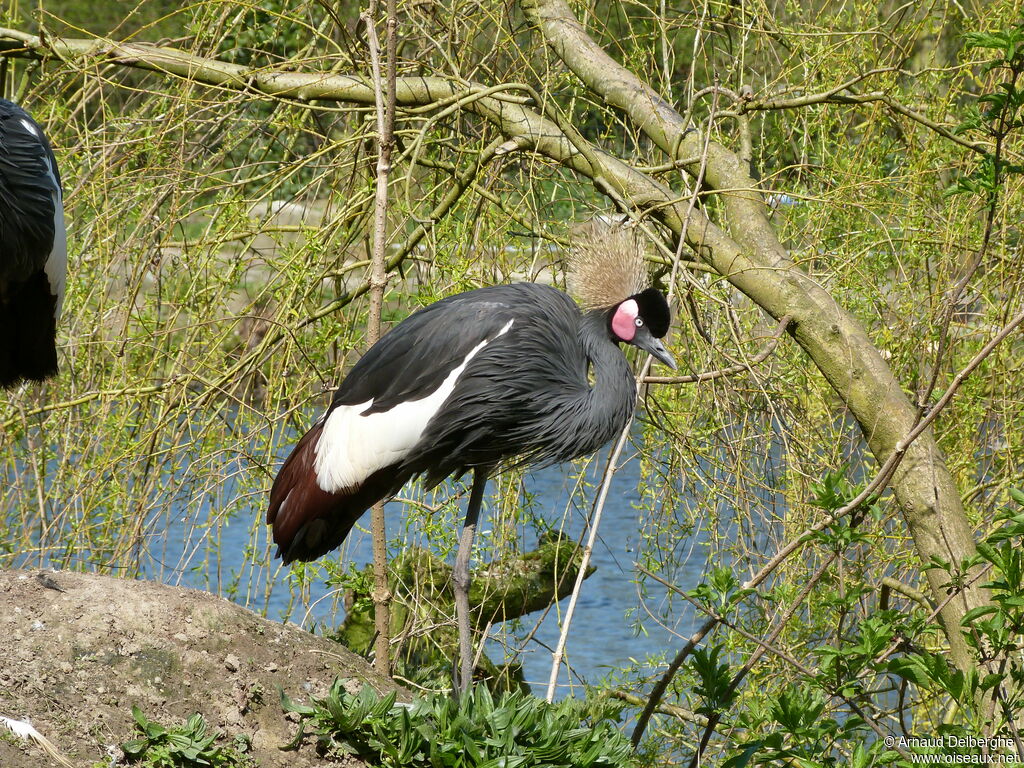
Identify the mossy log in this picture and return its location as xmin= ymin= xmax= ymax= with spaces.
xmin=334 ymin=533 xmax=594 ymax=691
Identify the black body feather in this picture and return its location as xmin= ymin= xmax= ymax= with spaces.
xmin=0 ymin=99 xmax=64 ymax=388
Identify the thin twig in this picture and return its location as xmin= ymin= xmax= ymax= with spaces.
xmin=543 ymin=357 xmax=653 ymax=702
xmin=688 ymin=552 xmax=839 ymax=766
xmin=629 ymin=82 xmax=717 ymax=741
xmin=1 ymin=377 xmax=187 ymax=432
xmin=361 ymin=0 xmax=397 ymax=678
xmin=608 ymin=689 xmax=708 ymax=726
xmin=643 ymin=315 xmax=791 ymax=384
xmin=638 ymin=562 xmax=916 ymax=763
xmin=630 ymin=305 xmax=1024 ymax=744
xmin=732 ymin=86 xmax=987 ymax=155
xmin=915 ymin=77 xmax=1009 ymax=416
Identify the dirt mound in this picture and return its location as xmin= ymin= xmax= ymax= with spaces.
xmin=0 ymin=569 xmax=405 ymax=767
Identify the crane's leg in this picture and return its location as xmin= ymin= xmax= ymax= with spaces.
xmin=452 ymin=469 xmax=487 ymax=694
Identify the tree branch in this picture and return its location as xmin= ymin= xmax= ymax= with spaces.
xmin=735 ymin=89 xmax=987 ymax=155
xmin=362 ymin=0 xmax=397 ymax=680
xmin=644 ymin=315 xmax=791 ymax=385
xmin=519 ymin=0 xmax=985 ymax=683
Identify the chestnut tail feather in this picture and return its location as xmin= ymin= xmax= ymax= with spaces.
xmin=267 ymin=421 xmax=409 ymax=564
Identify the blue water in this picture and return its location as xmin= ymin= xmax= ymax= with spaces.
xmin=9 ymin=418 xmax=709 ymax=697
xmin=159 ymin=432 xmax=706 ymax=697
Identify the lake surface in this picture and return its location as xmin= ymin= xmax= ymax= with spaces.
xmin=177 ymin=435 xmax=705 ymax=697
xmin=13 ymin=422 xmax=707 ymax=697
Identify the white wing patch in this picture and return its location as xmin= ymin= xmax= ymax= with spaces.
xmin=19 ymin=118 xmax=40 ymax=137
xmin=314 ymin=319 xmax=514 ymax=493
xmin=45 ymin=186 xmax=67 ymax=322
xmin=36 ymin=143 xmax=66 ymax=322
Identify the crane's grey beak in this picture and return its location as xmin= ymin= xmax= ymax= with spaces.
xmin=632 ymin=330 xmax=677 ymax=370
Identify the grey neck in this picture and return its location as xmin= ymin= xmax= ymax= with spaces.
xmin=573 ymin=310 xmax=638 ymax=453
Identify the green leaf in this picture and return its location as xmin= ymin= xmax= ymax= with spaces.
xmin=962 ymin=605 xmax=999 ymax=624
xmin=723 ymin=741 xmax=761 ymax=768
xmin=121 ymin=738 xmax=149 ymax=758
xmin=276 ymin=679 xmax=640 ymax=767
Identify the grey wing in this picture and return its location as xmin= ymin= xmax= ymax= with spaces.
xmin=405 ymin=284 xmax=594 ymax=482
xmin=329 ymin=284 xmax=542 ymax=414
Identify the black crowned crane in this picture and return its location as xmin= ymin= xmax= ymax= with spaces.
xmin=0 ymin=98 xmax=66 ymax=389
xmin=267 ymin=226 xmax=675 ymax=692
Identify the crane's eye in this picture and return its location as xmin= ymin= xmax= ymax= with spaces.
xmin=634 ymin=317 xmax=644 ymax=327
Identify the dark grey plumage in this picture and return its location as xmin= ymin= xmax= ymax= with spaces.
xmin=0 ymin=98 xmax=65 ymax=388
xmin=268 ymin=282 xmax=668 ymax=563
xmin=400 ymin=284 xmax=637 ymax=483
xmin=267 ymin=268 xmax=674 ymax=692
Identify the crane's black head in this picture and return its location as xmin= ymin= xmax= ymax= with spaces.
xmin=608 ymin=287 xmax=676 ymax=369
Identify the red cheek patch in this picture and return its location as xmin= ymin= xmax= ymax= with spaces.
xmin=611 ymin=299 xmax=639 ymax=342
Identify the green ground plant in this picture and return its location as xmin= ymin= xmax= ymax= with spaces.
xmin=120 ymin=707 xmax=252 ymax=768
xmin=281 ymin=681 xmax=638 ymax=767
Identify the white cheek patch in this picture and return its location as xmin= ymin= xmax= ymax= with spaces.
xmin=611 ymin=298 xmax=639 ymax=342
xmin=313 ymin=318 xmax=514 ymax=493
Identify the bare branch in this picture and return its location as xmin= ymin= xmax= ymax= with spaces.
xmin=362 ymin=0 xmax=398 ymax=681
xmin=644 ymin=315 xmax=791 ymax=385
